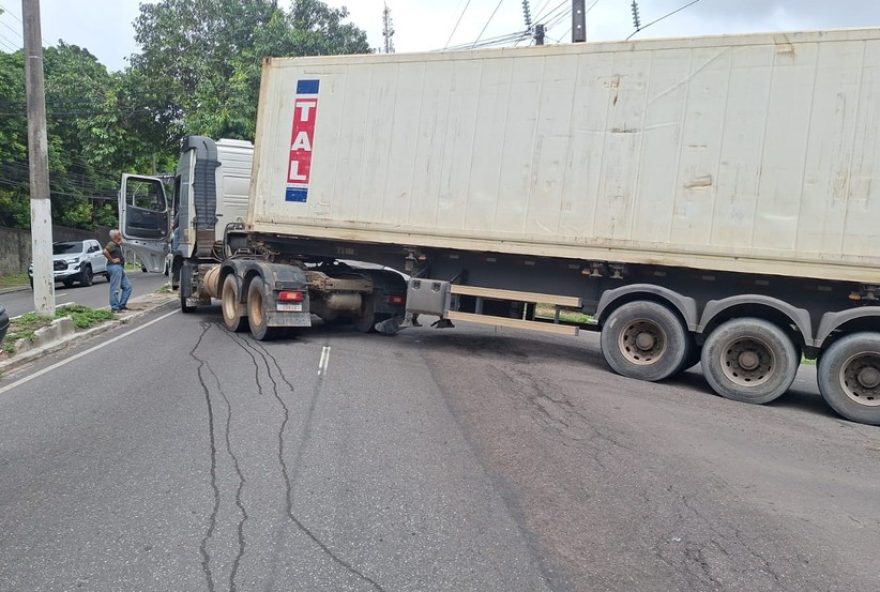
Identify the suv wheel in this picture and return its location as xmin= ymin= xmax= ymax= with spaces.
xmin=80 ymin=265 xmax=93 ymax=287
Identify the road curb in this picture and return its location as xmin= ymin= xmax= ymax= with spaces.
xmin=0 ymin=294 xmax=177 ymax=376
xmin=0 ymin=285 xmax=30 ymax=295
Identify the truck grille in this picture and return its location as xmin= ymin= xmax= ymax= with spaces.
xmin=53 ymin=260 xmax=66 ymax=271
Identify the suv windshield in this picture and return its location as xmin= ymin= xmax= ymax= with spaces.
xmin=53 ymin=242 xmax=83 ymax=255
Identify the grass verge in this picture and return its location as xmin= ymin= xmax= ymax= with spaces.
xmin=535 ymin=303 xmax=595 ymax=325
xmin=1 ymin=305 xmax=114 ymax=356
xmin=0 ymin=272 xmax=29 ymax=289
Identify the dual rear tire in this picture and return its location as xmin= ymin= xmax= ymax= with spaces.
xmin=817 ymin=333 xmax=880 ymax=426
xmin=602 ymin=304 xmax=800 ymax=406
xmin=220 ymin=274 xmax=282 ymax=341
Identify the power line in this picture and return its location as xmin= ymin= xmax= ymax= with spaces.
xmin=0 ymin=2 xmax=23 ymax=23
xmin=0 ymin=15 xmax=22 ymax=40
xmin=472 ymin=0 xmax=506 ymax=48
xmin=444 ymin=0 xmax=473 ymax=49
xmin=534 ymin=0 xmax=566 ymax=22
xmin=545 ymin=7 xmax=571 ymax=30
xmin=447 ymin=29 xmax=529 ymax=51
xmin=0 ymin=30 xmax=19 ymax=50
xmin=532 ymin=0 xmax=552 ymax=20
xmin=626 ymin=0 xmax=704 ymax=41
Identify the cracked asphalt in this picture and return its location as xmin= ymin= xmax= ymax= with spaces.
xmin=0 ymin=307 xmax=878 ymax=592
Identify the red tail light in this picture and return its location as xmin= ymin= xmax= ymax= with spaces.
xmin=278 ymin=290 xmax=304 ymax=302
xmin=387 ymin=294 xmax=405 ymax=306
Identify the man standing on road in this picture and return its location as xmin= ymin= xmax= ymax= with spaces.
xmin=103 ymin=229 xmax=132 ymax=312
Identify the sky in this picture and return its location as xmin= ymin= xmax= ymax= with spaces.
xmin=0 ymin=0 xmax=879 ymax=71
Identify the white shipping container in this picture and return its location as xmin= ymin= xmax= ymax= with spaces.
xmin=248 ymin=28 xmax=880 ymax=283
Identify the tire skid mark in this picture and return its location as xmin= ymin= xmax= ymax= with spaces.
xmin=189 ymin=322 xmax=220 ymax=592
xmin=203 ymin=354 xmax=249 ymax=592
xmin=232 ymin=335 xmax=387 ymax=592
xmin=229 ymin=330 xmax=264 ymax=395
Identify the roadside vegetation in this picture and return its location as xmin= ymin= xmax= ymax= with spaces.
xmin=535 ymin=303 xmax=595 ymax=325
xmin=0 ymin=273 xmax=29 ymax=289
xmin=0 ymin=1 xmax=369 ymax=233
xmin=1 ymin=305 xmax=114 ymax=355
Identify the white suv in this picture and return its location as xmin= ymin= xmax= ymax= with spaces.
xmin=28 ymin=239 xmax=109 ymax=288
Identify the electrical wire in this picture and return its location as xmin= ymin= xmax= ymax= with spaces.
xmin=0 ymin=15 xmax=22 ymax=40
xmin=446 ymin=29 xmax=529 ymax=51
xmin=0 ymin=177 xmax=117 ymax=200
xmin=443 ymin=0 xmax=473 ymax=49
xmin=0 ymin=2 xmax=23 ymax=23
xmin=545 ymin=8 xmax=571 ymax=30
xmin=534 ymin=0 xmax=567 ymax=23
xmin=532 ymin=0 xmax=553 ymax=21
xmin=0 ymin=30 xmax=18 ymax=51
xmin=472 ymin=0 xmax=506 ymax=48
xmin=626 ymin=0 xmax=704 ymax=41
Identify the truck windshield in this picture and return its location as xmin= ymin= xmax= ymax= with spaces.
xmin=53 ymin=242 xmax=83 ymax=255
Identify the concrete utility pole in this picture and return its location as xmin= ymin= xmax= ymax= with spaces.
xmin=22 ymin=0 xmax=55 ymax=315
xmin=572 ymin=0 xmax=586 ymax=43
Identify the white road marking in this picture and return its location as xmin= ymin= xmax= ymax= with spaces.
xmin=317 ymin=346 xmax=331 ymax=376
xmin=0 ymin=309 xmax=179 ymax=396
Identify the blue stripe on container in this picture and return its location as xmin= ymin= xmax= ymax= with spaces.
xmin=296 ymin=79 xmax=320 ymax=95
xmin=286 ymin=187 xmax=309 ymax=203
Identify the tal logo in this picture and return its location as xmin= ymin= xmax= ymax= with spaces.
xmin=286 ymin=79 xmax=320 ymax=203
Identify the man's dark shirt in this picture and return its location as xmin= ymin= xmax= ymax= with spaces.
xmin=105 ymin=241 xmax=125 ymax=266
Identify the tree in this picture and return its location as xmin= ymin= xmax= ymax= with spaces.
xmin=131 ymin=0 xmax=370 ymax=140
xmin=0 ymin=43 xmax=159 ymax=229
xmin=0 ymin=50 xmax=29 ymax=228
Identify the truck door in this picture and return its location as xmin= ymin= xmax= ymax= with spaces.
xmin=119 ymin=174 xmax=170 ymax=273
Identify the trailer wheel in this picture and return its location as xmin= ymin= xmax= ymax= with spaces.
xmin=221 ymin=274 xmax=248 ymax=332
xmin=701 ymin=318 xmax=798 ymax=405
xmin=353 ymin=295 xmax=383 ymax=333
xmin=817 ymin=333 xmax=880 ymax=425
xmin=675 ymin=345 xmax=702 ymax=376
xmin=600 ymin=301 xmax=690 ymax=382
xmin=247 ymin=276 xmax=281 ymax=341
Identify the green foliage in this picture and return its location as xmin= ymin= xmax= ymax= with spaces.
xmin=0 ymin=272 xmax=29 ymax=288
xmin=131 ymin=0 xmax=370 ymax=140
xmin=58 ymin=304 xmax=115 ymax=329
xmin=1 ymin=305 xmax=115 ymax=355
xmin=0 ymin=0 xmax=370 ymax=232
xmin=0 ymin=44 xmax=127 ymax=230
xmin=2 ymin=312 xmax=50 ymax=353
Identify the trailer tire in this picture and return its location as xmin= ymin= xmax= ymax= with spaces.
xmin=676 ymin=345 xmax=702 ymax=375
xmin=701 ymin=318 xmax=798 ymax=405
xmin=354 ymin=295 xmax=387 ymax=333
xmin=221 ymin=274 xmax=248 ymax=332
xmin=247 ymin=276 xmax=281 ymax=341
xmin=601 ymin=301 xmax=690 ymax=382
xmin=817 ymin=333 xmax=880 ymax=425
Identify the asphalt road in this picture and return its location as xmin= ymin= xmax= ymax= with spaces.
xmin=0 ymin=308 xmax=878 ymax=592
xmin=2 ymin=271 xmax=169 ymax=317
